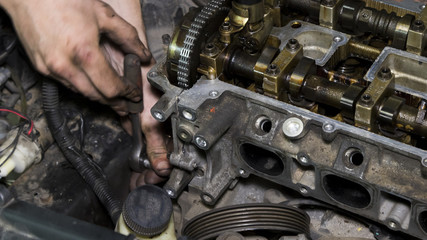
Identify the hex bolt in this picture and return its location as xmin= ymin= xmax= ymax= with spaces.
xmin=282 ymin=117 xmax=304 ymax=138
xmin=195 ymin=136 xmax=208 ymax=148
xmin=412 ymin=19 xmax=425 ymax=31
xmin=209 ymin=90 xmax=219 ymax=97
xmin=286 ymin=38 xmax=300 ymax=51
xmin=162 ymin=34 xmax=171 ymax=45
xmin=267 ymin=64 xmax=278 ymax=75
xmin=361 ymin=93 xmax=372 ymax=105
xmin=300 ymin=187 xmax=308 ymax=194
xmin=300 ymin=156 xmax=308 ymax=164
xmin=166 ymin=189 xmax=175 ymax=198
xmin=149 ymin=71 xmax=158 ymax=78
xmin=323 ymin=123 xmax=335 ymax=132
xmin=204 ymin=43 xmax=217 ymax=55
xmin=378 ymin=67 xmax=392 ymax=80
xmin=388 ymin=221 xmax=397 ymax=229
xmin=221 ymin=21 xmax=231 ymax=31
xmin=333 ymin=36 xmax=343 ymax=43
xmin=153 ymin=111 xmax=164 ymax=121
xmin=182 ymin=109 xmax=195 ymax=121
xmin=202 ymin=194 xmax=213 ymax=203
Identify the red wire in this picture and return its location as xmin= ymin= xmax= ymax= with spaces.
xmin=0 ymin=109 xmax=34 ymax=135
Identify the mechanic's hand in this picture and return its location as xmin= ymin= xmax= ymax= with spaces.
xmin=101 ymin=0 xmax=172 ymax=185
xmin=0 ymin=0 xmax=151 ymax=114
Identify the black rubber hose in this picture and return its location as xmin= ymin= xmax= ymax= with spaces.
xmin=42 ymin=80 xmax=121 ymax=223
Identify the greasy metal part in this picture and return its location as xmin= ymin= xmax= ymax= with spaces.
xmin=348 ymin=40 xmax=381 ymax=61
xmin=289 ymin=57 xmax=316 ymax=97
xmin=182 ymin=203 xmax=311 ymax=240
xmin=355 ymin=67 xmax=394 ymax=131
xmin=262 ymin=40 xmax=303 ymax=99
xmin=378 ymin=96 xmax=405 ymax=125
xmin=365 ymin=47 xmax=427 ymax=100
xmin=174 ymin=0 xmax=229 ymax=89
xmin=270 ymin=21 xmax=350 ymax=67
xmin=406 ymin=19 xmax=427 ymax=55
xmin=253 ymin=45 xmax=280 ymax=86
xmin=301 ymin=75 xmax=348 ymax=110
xmin=319 ymin=0 xmax=343 ymax=29
xmin=393 ymin=14 xmax=414 ymax=49
xmin=148 ymin=67 xmax=427 ymax=238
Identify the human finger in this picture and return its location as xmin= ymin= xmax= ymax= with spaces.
xmin=95 ymin=1 xmax=152 ymax=63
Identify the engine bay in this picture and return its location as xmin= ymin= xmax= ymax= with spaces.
xmin=2 ymin=0 xmax=427 ymax=239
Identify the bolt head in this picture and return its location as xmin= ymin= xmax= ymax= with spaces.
xmin=378 ymin=67 xmax=392 ymax=80
xmin=300 ymin=156 xmax=308 ymax=164
xmin=361 ymin=94 xmax=372 ymax=105
xmin=286 ymin=38 xmax=300 ymax=51
xmin=166 ymin=189 xmax=175 ymax=197
xmin=300 ymin=187 xmax=308 ymax=194
xmin=153 ymin=111 xmax=164 ymax=121
xmin=209 ymin=90 xmax=219 ymax=97
xmin=195 ymin=136 xmax=208 ymax=148
xmin=333 ymin=36 xmax=343 ymax=43
xmin=323 ymin=123 xmax=335 ymax=132
xmin=239 ymin=169 xmax=246 ymax=175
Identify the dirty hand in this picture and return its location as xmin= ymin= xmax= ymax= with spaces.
xmin=100 ymin=0 xmax=172 ymax=186
xmin=0 ymin=0 xmax=152 ymax=114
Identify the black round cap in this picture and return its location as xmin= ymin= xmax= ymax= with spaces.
xmin=123 ymin=185 xmax=173 ymax=236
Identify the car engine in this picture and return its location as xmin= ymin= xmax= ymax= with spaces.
xmin=2 ymin=0 xmax=427 ymax=239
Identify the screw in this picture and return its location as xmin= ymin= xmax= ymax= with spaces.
xmin=286 ymin=38 xmax=300 ymax=51
xmin=153 ymin=111 xmax=164 ymax=121
xmin=300 ymin=156 xmax=308 ymax=164
xmin=204 ymin=43 xmax=217 ymax=55
xmin=202 ymin=194 xmax=213 ymax=203
xmin=323 ymin=123 xmax=335 ymax=132
xmin=209 ymin=90 xmax=219 ymax=97
xmin=267 ymin=64 xmax=278 ymax=75
xmin=149 ymin=71 xmax=158 ymax=78
xmin=378 ymin=67 xmax=392 ymax=80
xmin=239 ymin=169 xmax=246 ymax=175
xmin=166 ymin=189 xmax=175 ymax=197
xmin=300 ymin=187 xmax=308 ymax=194
xmin=388 ymin=221 xmax=397 ymax=229
xmin=182 ymin=109 xmax=195 ymax=120
xmin=361 ymin=93 xmax=372 ymax=105
xmin=412 ymin=20 xmax=425 ymax=31
xmin=195 ymin=136 xmax=208 ymax=148
xmin=162 ymin=34 xmax=171 ymax=45
xmin=361 ymin=10 xmax=371 ymax=19
xmin=221 ymin=21 xmax=231 ymax=31
xmin=422 ymin=158 xmax=427 ymax=166
xmin=420 ymin=4 xmax=426 ymax=10
xmin=333 ymin=36 xmax=343 ymax=43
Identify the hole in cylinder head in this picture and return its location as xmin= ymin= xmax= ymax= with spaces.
xmin=240 ymin=143 xmax=284 ymax=176
xmin=323 ymin=174 xmax=371 ymax=208
xmin=344 ymin=148 xmax=364 ymax=167
xmin=255 ymin=116 xmax=273 ymax=134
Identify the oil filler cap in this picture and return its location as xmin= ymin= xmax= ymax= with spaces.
xmin=122 ymin=184 xmax=173 ymax=237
